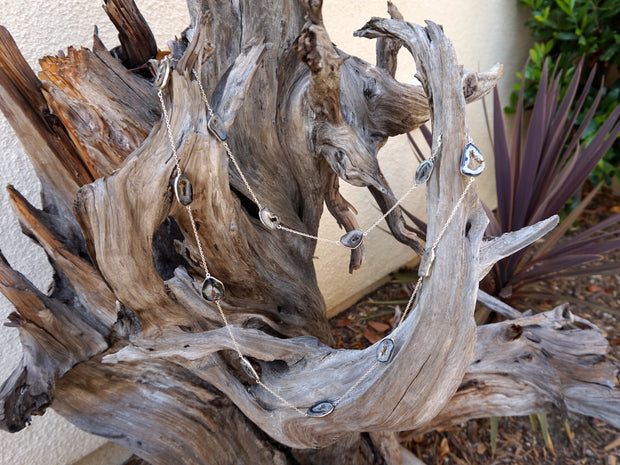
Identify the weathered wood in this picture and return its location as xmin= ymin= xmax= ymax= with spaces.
xmin=0 ymin=26 xmax=91 ymax=220
xmin=7 ymin=186 xmax=117 ymax=331
xmin=75 ymin=12 xmax=530 ymax=452
xmin=477 ymin=289 xmax=524 ymax=320
xmin=0 ymin=187 xmax=115 ymax=432
xmin=1 ymin=1 xmax=618 ymax=464
xmin=99 ymin=306 xmax=620 ymax=431
xmin=103 ymin=0 xmax=158 ymax=68
xmin=478 ymin=215 xmax=559 ymax=281
xmin=375 ymin=1 xmax=404 ymax=77
xmin=411 ymin=306 xmax=620 ymax=434
xmin=38 ymin=33 xmax=160 ymax=178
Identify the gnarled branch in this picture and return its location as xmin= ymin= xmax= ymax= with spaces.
xmin=1 ymin=1 xmax=617 ymax=464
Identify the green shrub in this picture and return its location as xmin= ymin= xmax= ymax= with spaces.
xmin=509 ymin=0 xmax=620 ymax=184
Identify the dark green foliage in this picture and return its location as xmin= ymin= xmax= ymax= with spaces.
xmin=509 ymin=0 xmax=620 ymax=184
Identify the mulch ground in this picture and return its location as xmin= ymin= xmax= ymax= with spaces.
xmin=328 ymin=185 xmax=620 ymax=465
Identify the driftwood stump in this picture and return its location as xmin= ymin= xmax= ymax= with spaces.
xmin=1 ymin=1 xmax=618 ymax=464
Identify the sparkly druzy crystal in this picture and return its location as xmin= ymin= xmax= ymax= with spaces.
xmin=414 ymin=159 xmax=434 ymax=184
xmin=339 ymin=229 xmax=364 ymax=249
xmin=460 ymin=143 xmax=485 ymax=176
xmin=208 ymin=113 xmax=227 ymax=141
xmin=259 ymin=206 xmax=281 ymax=230
xmin=201 ymin=277 xmax=225 ymax=301
xmin=174 ymin=174 xmax=193 ymax=206
xmin=376 ymin=338 xmax=395 ymax=363
xmin=307 ymin=401 xmax=335 ymax=417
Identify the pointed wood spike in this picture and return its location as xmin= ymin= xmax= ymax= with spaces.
xmin=6 ymin=185 xmax=117 ymax=329
xmin=103 ymin=0 xmax=158 ymax=69
xmin=478 ymin=216 xmax=559 ymax=280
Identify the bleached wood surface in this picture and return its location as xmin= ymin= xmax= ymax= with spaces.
xmin=0 ymin=1 xmax=617 ymax=464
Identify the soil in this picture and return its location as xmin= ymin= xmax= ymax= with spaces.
xmin=328 ymin=186 xmax=620 ymax=465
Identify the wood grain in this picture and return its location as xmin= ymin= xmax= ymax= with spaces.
xmin=0 ymin=0 xmax=617 ymax=464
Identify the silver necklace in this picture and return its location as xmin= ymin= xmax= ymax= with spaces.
xmin=193 ymin=66 xmax=422 ymax=251
xmin=154 ymin=57 xmax=479 ymax=417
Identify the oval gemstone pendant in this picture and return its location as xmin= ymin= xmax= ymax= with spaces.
xmin=174 ymin=174 xmax=193 ymax=206
xmin=461 ymin=143 xmax=485 ymax=176
xmin=208 ymin=113 xmax=227 ymax=141
xmin=376 ymin=338 xmax=395 ymax=363
xmin=339 ymin=229 xmax=364 ymax=249
xmin=414 ymin=159 xmax=434 ymax=184
xmin=153 ymin=58 xmax=171 ymax=91
xmin=201 ymin=277 xmax=225 ymax=301
xmin=239 ymin=357 xmax=260 ymax=381
xmin=307 ymin=401 xmax=334 ymax=417
xmin=259 ymin=206 xmax=281 ymax=230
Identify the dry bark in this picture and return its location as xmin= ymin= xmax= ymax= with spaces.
xmin=0 ymin=1 xmax=618 ymax=464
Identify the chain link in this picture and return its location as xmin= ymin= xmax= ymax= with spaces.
xmin=363 ymin=183 xmax=418 ymax=236
xmin=334 ymin=360 xmax=380 ymax=407
xmin=157 ymin=90 xmax=183 ymax=179
xmin=258 ymin=381 xmax=308 ymax=416
xmin=194 ymin=70 xmax=215 ymax=118
xmin=431 ymin=178 xmax=475 ymax=250
xmin=394 ymin=276 xmax=424 ymax=333
xmin=159 ymin=89 xmax=211 ymax=277
xmin=277 ymin=225 xmax=342 ymax=245
xmin=223 ymin=142 xmax=263 ymax=209
xmin=185 ymin=206 xmax=210 ymax=277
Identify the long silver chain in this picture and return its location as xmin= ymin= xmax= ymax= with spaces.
xmin=193 ymin=70 xmax=420 ymax=250
xmin=155 ymin=59 xmax=478 ymax=418
xmin=157 ymin=90 xmax=212 ymax=278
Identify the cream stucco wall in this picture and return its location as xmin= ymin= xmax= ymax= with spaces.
xmin=0 ymin=1 xmax=530 ymax=464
